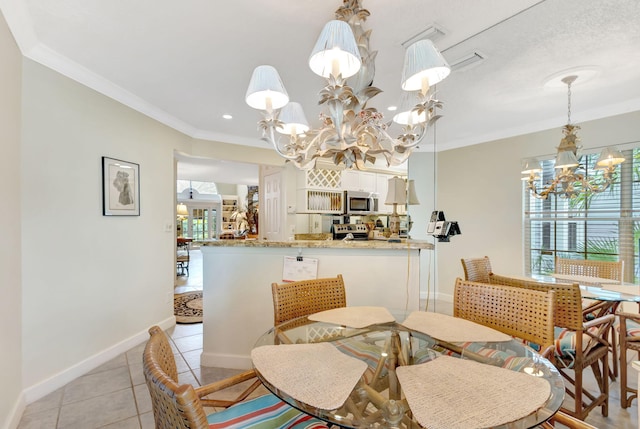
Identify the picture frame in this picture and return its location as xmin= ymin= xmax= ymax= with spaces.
xmin=102 ymin=156 xmax=140 ymax=216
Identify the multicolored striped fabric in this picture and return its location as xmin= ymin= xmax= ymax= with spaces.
xmin=553 ymin=326 xmax=601 ymax=369
xmin=455 ymin=342 xmax=534 ymax=371
xmin=333 ymin=338 xmax=386 ymax=383
xmin=624 ymin=318 xmax=640 ymax=337
xmin=207 ymin=394 xmax=329 ymax=429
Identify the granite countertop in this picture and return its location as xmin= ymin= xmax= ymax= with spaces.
xmin=198 ymin=239 xmax=434 ymax=250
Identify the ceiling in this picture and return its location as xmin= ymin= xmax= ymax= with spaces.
xmin=4 ymin=0 xmax=640 ymax=184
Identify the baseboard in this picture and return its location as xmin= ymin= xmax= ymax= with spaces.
xmin=22 ymin=316 xmax=175 ymax=404
xmin=201 ymin=351 xmax=252 ymax=370
xmin=1 ymin=393 xmax=25 ymax=429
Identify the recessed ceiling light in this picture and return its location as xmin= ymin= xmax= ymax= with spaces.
xmin=387 ymin=106 xmax=398 ymax=111
xmin=222 ymin=114 xmax=233 ymax=120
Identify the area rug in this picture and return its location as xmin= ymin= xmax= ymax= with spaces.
xmin=174 ymin=291 xmax=203 ymax=324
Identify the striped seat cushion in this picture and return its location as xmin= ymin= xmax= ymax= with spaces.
xmin=624 ymin=318 xmax=640 ymax=337
xmin=207 ymin=394 xmax=329 ymax=429
xmin=429 ymin=342 xmax=534 ymax=371
xmin=553 ymin=326 xmax=602 ymax=368
xmin=458 ymin=342 xmax=534 ymax=371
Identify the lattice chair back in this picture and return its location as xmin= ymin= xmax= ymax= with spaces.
xmin=454 ymin=278 xmax=555 ymax=352
xmin=555 ymin=257 xmax=624 ymax=283
xmin=271 ymin=274 xmax=346 ymax=328
xmin=460 ymin=256 xmax=493 ymax=283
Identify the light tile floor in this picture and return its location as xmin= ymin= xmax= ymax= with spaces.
xmin=17 ymin=249 xmax=639 ymax=428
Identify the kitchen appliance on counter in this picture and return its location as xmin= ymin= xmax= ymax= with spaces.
xmin=344 ymin=191 xmax=379 ymax=215
xmin=332 ymin=224 xmax=369 ymax=241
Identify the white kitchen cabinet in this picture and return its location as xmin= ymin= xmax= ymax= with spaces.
xmin=341 ymin=170 xmax=376 ymax=192
xmin=298 ymin=168 xmax=341 ymax=190
xmin=376 ymin=174 xmax=392 ymax=214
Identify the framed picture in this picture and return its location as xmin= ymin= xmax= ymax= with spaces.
xmin=102 ymin=156 xmax=140 ymax=216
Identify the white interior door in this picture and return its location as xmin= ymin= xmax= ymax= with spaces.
xmin=263 ymin=171 xmax=283 ymax=241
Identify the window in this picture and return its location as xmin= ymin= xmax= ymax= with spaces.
xmin=177 ymin=180 xmax=218 ymax=196
xmin=524 ymin=146 xmax=640 ymax=283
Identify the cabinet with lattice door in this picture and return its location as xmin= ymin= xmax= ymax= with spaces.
xmin=296 ymin=168 xmax=344 ymax=214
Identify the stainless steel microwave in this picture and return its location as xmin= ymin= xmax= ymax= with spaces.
xmin=345 ymin=191 xmax=379 ymax=214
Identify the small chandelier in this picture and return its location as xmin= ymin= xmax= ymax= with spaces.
xmin=245 ymin=0 xmax=450 ymax=170
xmin=522 ymin=75 xmax=625 ymax=199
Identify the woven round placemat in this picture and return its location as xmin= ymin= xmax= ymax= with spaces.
xmin=401 ymin=311 xmax=512 ymax=343
xmin=309 ymin=306 xmax=395 ymax=328
xmin=252 ymin=343 xmax=367 ymax=410
xmin=397 ymin=355 xmax=551 ymax=429
xmin=174 ymin=291 xmax=203 ymax=324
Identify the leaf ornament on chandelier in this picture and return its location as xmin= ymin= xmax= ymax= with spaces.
xmin=245 ymin=0 xmax=450 ymax=170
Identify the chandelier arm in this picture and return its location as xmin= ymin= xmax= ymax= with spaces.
xmin=245 ymin=0 xmax=450 ymax=169
xmin=261 ymin=119 xmax=308 ymax=163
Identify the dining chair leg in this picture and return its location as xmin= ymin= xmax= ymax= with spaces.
xmin=597 ymin=355 xmax=609 ymax=417
xmin=620 ymin=344 xmax=639 ymax=408
xmin=610 ymin=325 xmax=618 ymax=380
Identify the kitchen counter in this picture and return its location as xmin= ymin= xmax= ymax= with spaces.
xmin=199 ymin=238 xmax=433 ymax=369
xmin=199 ymin=238 xmax=434 ymax=250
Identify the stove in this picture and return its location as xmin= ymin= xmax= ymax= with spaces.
xmin=332 ymin=224 xmax=369 ymax=241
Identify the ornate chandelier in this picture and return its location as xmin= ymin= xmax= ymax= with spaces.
xmin=245 ymin=0 xmax=450 ymax=170
xmin=522 ymin=75 xmax=625 ymax=199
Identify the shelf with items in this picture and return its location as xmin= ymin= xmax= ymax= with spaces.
xmin=221 ymin=195 xmax=238 ymax=231
xmin=297 ymin=189 xmax=344 ymax=214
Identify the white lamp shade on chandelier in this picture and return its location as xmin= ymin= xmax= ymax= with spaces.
xmin=401 ymin=39 xmax=451 ymax=92
xmin=392 ymin=91 xmax=427 ymax=125
xmin=245 ymin=1 xmax=450 ymax=170
xmin=308 ymin=20 xmax=362 ymax=79
xmin=245 ymin=65 xmax=289 ymax=111
xmin=554 ymin=150 xmax=579 ymax=169
xmin=276 ymin=102 xmax=310 ymax=135
xmin=596 ymin=146 xmax=626 ymax=169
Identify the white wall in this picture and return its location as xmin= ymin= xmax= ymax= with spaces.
xmin=435 ymin=110 xmax=640 ymax=302
xmin=20 ymin=59 xmax=191 ymax=397
xmin=0 ymin=10 xmax=24 ymax=429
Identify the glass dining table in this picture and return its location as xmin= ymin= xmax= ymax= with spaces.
xmin=252 ymin=308 xmax=565 ymax=429
xmin=530 ymin=273 xmax=640 ymax=304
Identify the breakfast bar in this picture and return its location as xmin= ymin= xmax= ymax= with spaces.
xmin=199 ymin=239 xmax=433 ymax=369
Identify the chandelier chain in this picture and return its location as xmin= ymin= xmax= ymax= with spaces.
xmin=567 ymin=79 xmax=572 ymax=125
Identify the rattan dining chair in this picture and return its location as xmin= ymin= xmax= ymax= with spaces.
xmin=271 ymin=274 xmax=347 ymax=329
xmin=454 ymin=278 xmax=598 ymax=428
xmin=555 ymin=257 xmax=624 ymax=283
xmin=555 ymin=256 xmax=624 ymax=379
xmin=617 ymin=311 xmax=640 ymax=408
xmin=460 ymin=256 xmax=493 ymax=283
xmin=143 ymin=326 xmax=329 ymax=429
xmin=454 ymin=278 xmax=555 ymax=355
xmin=489 ymin=273 xmax=615 ymax=421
